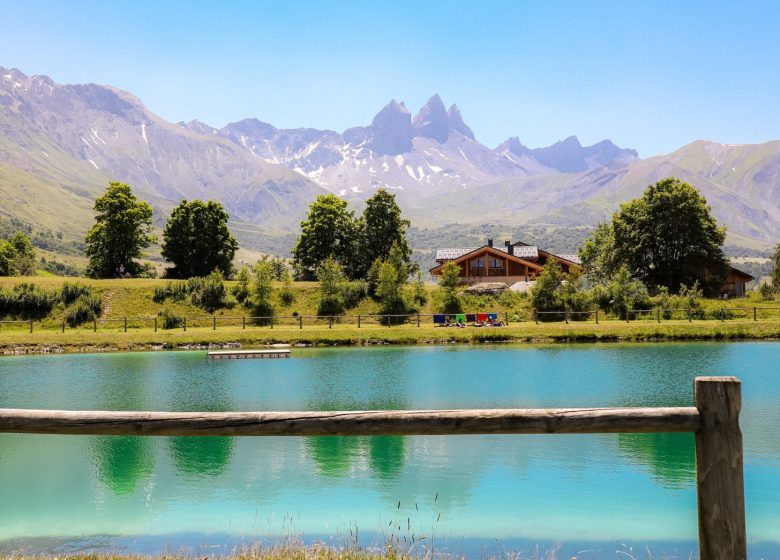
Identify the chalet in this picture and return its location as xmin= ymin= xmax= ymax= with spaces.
xmin=721 ymin=267 xmax=754 ymax=298
xmin=430 ymin=239 xmax=579 ymax=284
xmin=430 ymin=238 xmax=754 ymax=298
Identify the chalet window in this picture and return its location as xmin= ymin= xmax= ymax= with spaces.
xmin=489 ymin=257 xmax=504 ymax=269
xmin=470 ymin=257 xmax=485 ymax=270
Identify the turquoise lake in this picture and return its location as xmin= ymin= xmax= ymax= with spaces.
xmin=0 ymin=343 xmax=779 ymax=558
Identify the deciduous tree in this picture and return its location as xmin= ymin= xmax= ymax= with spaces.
xmin=360 ymin=189 xmax=413 ymax=278
xmin=85 ymin=182 xmax=155 ymax=278
xmin=162 ymin=199 xmax=238 ymax=278
xmin=579 ymin=178 xmax=728 ymax=295
xmin=437 ymin=261 xmax=462 ymax=314
xmin=292 ymin=195 xmax=358 ymax=280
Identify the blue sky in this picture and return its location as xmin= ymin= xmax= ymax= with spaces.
xmin=1 ymin=0 xmax=778 ymax=156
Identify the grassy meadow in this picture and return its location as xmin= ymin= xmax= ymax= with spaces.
xmin=1 ymin=275 xmax=780 ymax=352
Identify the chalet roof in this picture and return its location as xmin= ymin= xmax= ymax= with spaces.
xmin=728 ymin=265 xmax=754 ymax=280
xmin=557 ymin=254 xmax=582 ymax=264
xmin=436 ymin=245 xmax=539 ymax=261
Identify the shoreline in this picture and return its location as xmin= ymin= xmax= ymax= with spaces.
xmin=2 ymin=320 xmax=780 ymax=355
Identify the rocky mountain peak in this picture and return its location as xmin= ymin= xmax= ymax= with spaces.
xmin=412 ymin=94 xmax=450 ymax=143
xmin=447 ymin=103 xmax=475 ymax=141
xmin=222 ymin=118 xmax=276 ymax=139
xmin=366 ymin=99 xmax=413 ymax=155
xmin=495 ymin=136 xmax=531 ymax=156
xmin=181 ymin=119 xmax=219 ymax=135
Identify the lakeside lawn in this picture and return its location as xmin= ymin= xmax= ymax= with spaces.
xmin=2 ymin=317 xmax=780 ymax=353
xmin=2 ymin=276 xmax=780 ymax=352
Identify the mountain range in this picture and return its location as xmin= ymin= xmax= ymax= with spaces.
xmin=1 ymin=64 xmax=778 ymax=260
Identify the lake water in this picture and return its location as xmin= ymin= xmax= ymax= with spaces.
xmin=0 ymin=343 xmax=779 ymax=558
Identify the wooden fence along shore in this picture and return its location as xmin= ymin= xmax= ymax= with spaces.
xmin=4 ymin=306 xmax=780 ymax=333
xmin=0 ymin=377 xmax=746 ymax=560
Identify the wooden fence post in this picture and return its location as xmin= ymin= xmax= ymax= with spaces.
xmin=753 ymin=307 xmax=757 ymax=322
xmin=564 ymin=309 xmax=569 ymax=324
xmin=213 ymin=316 xmax=216 ymax=331
xmin=154 ymin=317 xmax=157 ymax=332
xmin=299 ymin=316 xmax=303 ymax=330
xmin=357 ymin=314 xmax=361 ymax=328
xmin=534 ymin=309 xmax=538 ymax=325
xmin=417 ymin=313 xmax=421 ymax=327
xmin=183 ymin=317 xmax=187 ymax=332
xmin=595 ymin=308 xmax=599 ymax=324
xmin=657 ymin=308 xmax=661 ymax=323
xmin=694 ymin=377 xmax=746 ymax=560
xmin=61 ymin=321 xmax=65 ymax=333
xmin=29 ymin=319 xmax=33 ymax=333
xmin=124 ymin=317 xmax=128 ymax=332
xmin=93 ymin=319 xmax=97 ymax=333
xmin=270 ymin=316 xmax=274 ymax=330
xmin=329 ymin=315 xmax=333 ymax=329
xmin=242 ymin=316 xmax=246 ymax=330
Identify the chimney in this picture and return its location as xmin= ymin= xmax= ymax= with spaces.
xmin=505 ymin=240 xmax=513 ymax=256
xmin=487 ymin=238 xmax=493 ymax=247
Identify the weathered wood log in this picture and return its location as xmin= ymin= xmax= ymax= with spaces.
xmin=695 ymin=376 xmax=746 ymax=560
xmin=0 ymin=406 xmax=700 ymax=437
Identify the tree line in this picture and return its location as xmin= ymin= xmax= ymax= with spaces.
xmin=525 ymin=177 xmax=753 ymax=319
xmin=9 ymin=176 xmax=780 ymax=323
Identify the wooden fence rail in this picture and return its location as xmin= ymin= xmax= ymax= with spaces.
xmin=6 ymin=305 xmax=780 ymax=333
xmin=0 ymin=376 xmax=745 ymax=559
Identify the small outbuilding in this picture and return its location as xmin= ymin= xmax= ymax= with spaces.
xmin=721 ymin=267 xmax=754 ymax=298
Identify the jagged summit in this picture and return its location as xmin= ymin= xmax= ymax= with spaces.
xmin=447 ymin=104 xmax=475 ymax=141
xmin=412 ymin=94 xmax=450 ymax=143
xmin=496 ymin=136 xmax=531 ymax=156
xmin=366 ymin=99 xmax=413 ymax=155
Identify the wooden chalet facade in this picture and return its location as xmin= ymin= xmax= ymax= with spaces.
xmin=430 ymin=239 xmax=579 ymax=285
xmin=721 ymin=267 xmax=754 ymax=298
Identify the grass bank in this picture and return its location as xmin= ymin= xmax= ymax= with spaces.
xmin=2 ymin=276 xmax=780 ymax=353
xmin=2 ymin=319 xmax=779 ymax=353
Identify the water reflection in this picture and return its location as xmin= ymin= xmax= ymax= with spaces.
xmin=617 ymin=433 xmax=695 ymax=489
xmin=89 ymin=436 xmax=154 ymax=495
xmin=306 ymin=436 xmax=361 ymax=477
xmin=369 ymin=436 xmax=406 ymax=480
xmin=1 ymin=344 xmax=779 ymax=548
xmin=168 ymin=436 xmax=234 ymax=478
xmin=88 ymin=358 xmax=156 ymax=494
xmin=165 ymin=363 xmax=235 ymax=478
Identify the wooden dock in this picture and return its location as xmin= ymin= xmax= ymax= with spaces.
xmin=207 ymin=349 xmax=290 ymax=360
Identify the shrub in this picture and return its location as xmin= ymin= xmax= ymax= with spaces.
xmin=758 ymin=282 xmax=775 ymax=302
xmin=342 ymin=281 xmax=368 ymax=309
xmin=189 ymin=272 xmax=231 ymax=313
xmin=279 ymin=281 xmax=295 ymax=307
xmin=61 ymin=282 xmax=92 ymax=305
xmin=317 ymin=258 xmax=346 ymax=316
xmin=605 ymin=266 xmax=650 ymax=319
xmin=0 ymin=283 xmax=59 ymax=319
xmin=153 ymin=281 xmax=188 ymax=303
xmin=411 ymin=272 xmax=428 ymax=306
xmin=159 ymin=307 xmax=184 ymax=329
xmin=678 ymin=281 xmax=705 ymax=319
xmin=530 ymin=263 xmax=565 ymax=319
xmin=252 ymin=260 xmax=275 ymax=324
xmin=232 ymin=267 xmax=251 ymax=304
xmin=317 ymin=296 xmax=344 ymax=317
xmin=64 ymin=294 xmax=103 ymax=326
xmin=437 ymin=261 xmax=462 ymax=314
